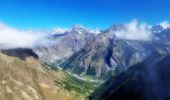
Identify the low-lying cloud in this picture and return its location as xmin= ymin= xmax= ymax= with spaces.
xmin=114 ymin=20 xmax=153 ymax=41
xmin=0 ymin=23 xmax=53 ymax=49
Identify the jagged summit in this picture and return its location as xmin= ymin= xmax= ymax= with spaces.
xmin=69 ymin=24 xmax=88 ymax=35
xmin=71 ymin=24 xmax=85 ymax=30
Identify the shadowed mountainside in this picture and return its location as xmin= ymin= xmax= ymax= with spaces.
xmin=89 ymin=52 xmax=170 ymax=100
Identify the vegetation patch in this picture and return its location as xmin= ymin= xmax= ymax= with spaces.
xmin=62 ymin=75 xmax=101 ymax=98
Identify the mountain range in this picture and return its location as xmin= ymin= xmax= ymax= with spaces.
xmin=1 ymin=23 xmax=170 ymax=100
xmin=34 ymin=24 xmax=170 ymax=80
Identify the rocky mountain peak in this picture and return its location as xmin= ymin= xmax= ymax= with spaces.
xmin=70 ymin=24 xmax=87 ymax=34
xmin=72 ymin=24 xmax=85 ymax=29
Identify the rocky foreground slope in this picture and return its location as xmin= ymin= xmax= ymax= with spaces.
xmin=0 ymin=49 xmax=99 ymax=100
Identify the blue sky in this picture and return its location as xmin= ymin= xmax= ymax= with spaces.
xmin=0 ymin=0 xmax=170 ymax=29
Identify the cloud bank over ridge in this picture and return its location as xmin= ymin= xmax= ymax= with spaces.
xmin=0 ymin=20 xmax=170 ymax=49
xmin=0 ymin=23 xmax=53 ymax=49
xmin=114 ymin=20 xmax=153 ymax=41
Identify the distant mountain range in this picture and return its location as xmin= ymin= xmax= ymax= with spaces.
xmin=34 ymin=24 xmax=170 ymax=79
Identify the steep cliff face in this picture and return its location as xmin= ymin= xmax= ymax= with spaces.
xmin=60 ymin=33 xmax=112 ymax=78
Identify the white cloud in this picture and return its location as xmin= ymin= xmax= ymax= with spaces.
xmin=160 ymin=21 xmax=170 ymax=29
xmin=114 ymin=20 xmax=153 ymax=41
xmin=0 ymin=23 xmax=53 ymax=49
